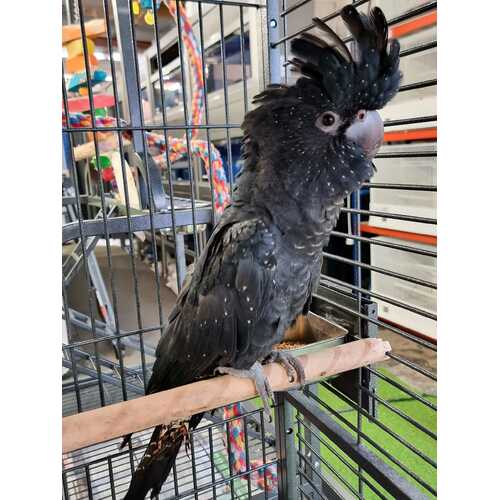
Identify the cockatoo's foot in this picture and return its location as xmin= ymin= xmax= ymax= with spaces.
xmin=214 ymin=361 xmax=275 ymax=421
xmin=264 ymin=350 xmax=306 ymax=387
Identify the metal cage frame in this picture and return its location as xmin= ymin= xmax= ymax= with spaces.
xmin=62 ymin=0 xmax=437 ymax=498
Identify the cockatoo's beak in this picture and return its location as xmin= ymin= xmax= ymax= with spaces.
xmin=345 ymin=110 xmax=384 ymax=159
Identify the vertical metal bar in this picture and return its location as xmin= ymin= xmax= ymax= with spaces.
xmin=190 ymin=432 xmax=199 ymax=500
xmin=62 ymin=245 xmax=82 ymax=412
xmin=107 ymin=457 xmax=117 ymax=500
xmin=224 ymin=420 xmax=236 ymax=499
xmin=85 ymin=465 xmax=94 ymax=500
xmin=297 ymin=413 xmax=304 ymax=496
xmin=266 ymin=0 xmax=281 ymax=84
xmin=102 ymin=0 xmax=148 ymax=389
xmin=218 ymin=4 xmax=235 ymax=193
xmin=275 ymin=392 xmax=298 ymax=500
xmin=197 ymin=2 xmax=217 ymax=224
xmin=62 ymin=470 xmax=70 ymax=499
xmin=175 ymin=232 xmax=188 ymax=287
xmin=77 ymin=0 xmax=128 ymax=403
xmin=65 ymin=345 xmax=83 ymax=414
xmin=172 ymin=459 xmax=180 ymax=497
xmin=144 ymin=56 xmax=155 ymax=123
xmin=122 ymin=28 xmax=163 ymax=483
xmin=161 ymin=233 xmax=166 ymax=281
xmin=175 ymin=0 xmax=200 ymax=257
xmin=125 ymin=0 xmax=166 ymax=344
xmin=260 ymin=410 xmax=269 ymax=500
xmin=353 ymin=0 xmax=367 ymax=491
xmin=63 ymin=0 xmax=72 ymax=24
xmin=280 ymin=0 xmax=288 ymax=84
xmin=303 ymin=384 xmax=322 ymax=494
xmin=362 ymin=301 xmax=378 ymax=417
xmin=208 ymin=426 xmax=217 ymax=498
xmin=239 ymin=7 xmax=249 ymax=114
xmin=111 ymin=0 xmax=144 ymax=152
xmin=151 ymin=0 xmax=183 ymax=290
xmin=351 ymin=187 xmax=364 ymax=496
xmin=256 ymin=1 xmax=268 ymax=92
xmin=153 ymin=2 xmax=184 ymax=290
xmin=243 ymin=415 xmax=252 ymax=497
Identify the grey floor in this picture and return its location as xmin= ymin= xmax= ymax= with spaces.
xmin=65 ymin=241 xmax=177 ymax=366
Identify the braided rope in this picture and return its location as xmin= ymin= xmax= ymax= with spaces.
xmin=164 ymin=1 xmax=205 ymax=136
xmin=223 ymin=403 xmax=278 ymax=492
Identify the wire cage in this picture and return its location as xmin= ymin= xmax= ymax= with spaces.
xmin=62 ymin=0 xmax=436 ymax=498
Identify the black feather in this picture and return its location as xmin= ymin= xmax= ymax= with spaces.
xmin=123 ymin=416 xmax=202 ymax=500
xmin=312 ymin=17 xmax=353 ymax=65
xmin=290 ymin=5 xmax=401 ymax=116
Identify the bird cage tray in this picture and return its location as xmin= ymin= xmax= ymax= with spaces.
xmin=274 ymin=311 xmax=349 ymax=356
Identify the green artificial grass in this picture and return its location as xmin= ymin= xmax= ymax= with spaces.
xmin=315 ymin=368 xmax=437 ymax=499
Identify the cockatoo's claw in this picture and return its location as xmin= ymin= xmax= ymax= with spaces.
xmin=264 ymin=350 xmax=306 ymax=388
xmin=214 ymin=361 xmax=275 ymax=422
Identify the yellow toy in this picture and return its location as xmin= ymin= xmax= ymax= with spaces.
xmin=132 ymin=0 xmax=159 ymax=26
xmin=65 ymin=38 xmax=98 ymax=73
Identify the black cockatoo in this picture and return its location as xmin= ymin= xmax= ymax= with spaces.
xmin=123 ymin=5 xmax=401 ymax=499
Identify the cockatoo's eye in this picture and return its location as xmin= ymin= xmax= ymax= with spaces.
xmin=316 ymin=111 xmax=340 ymax=133
xmin=357 ymin=110 xmax=367 ymax=121
xmin=322 ymin=113 xmax=336 ymax=126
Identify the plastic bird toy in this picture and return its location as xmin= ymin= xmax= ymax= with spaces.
xmin=90 ymin=154 xmax=114 ymax=183
xmin=67 ymin=69 xmax=107 ymax=95
xmin=62 ymin=19 xmax=108 ymax=95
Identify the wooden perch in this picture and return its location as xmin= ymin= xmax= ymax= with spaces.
xmin=62 ymin=338 xmax=391 ymax=454
xmin=72 ymin=137 xmax=132 ymax=162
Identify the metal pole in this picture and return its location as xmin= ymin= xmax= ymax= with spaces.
xmin=303 ymin=384 xmax=324 ymax=495
xmin=175 ymin=232 xmax=187 ymax=286
xmin=264 ymin=2 xmax=298 ymax=497
xmin=111 ymin=0 xmax=144 ymax=153
xmin=266 ymin=0 xmax=281 ymax=85
xmin=275 ymin=392 xmax=298 ymax=500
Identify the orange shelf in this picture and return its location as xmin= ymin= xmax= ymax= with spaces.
xmin=360 ymin=224 xmax=437 ymax=246
xmin=389 ymin=11 xmax=437 ymax=39
xmin=384 ymin=127 xmax=436 ymax=143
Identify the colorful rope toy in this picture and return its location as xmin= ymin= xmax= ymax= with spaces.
xmin=223 ymin=403 xmax=278 ymax=492
xmin=63 ymin=112 xmax=230 ymax=212
xmin=164 ymin=1 xmax=205 ymax=133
